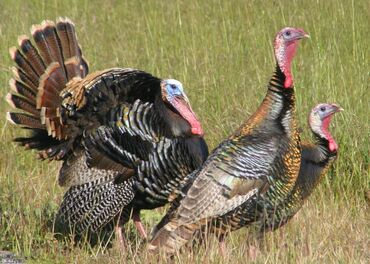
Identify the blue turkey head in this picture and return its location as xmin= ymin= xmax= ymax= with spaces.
xmin=161 ymin=79 xmax=203 ymax=136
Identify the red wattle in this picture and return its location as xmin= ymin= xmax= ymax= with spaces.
xmin=191 ymin=126 xmax=203 ymax=136
xmin=322 ymin=115 xmax=337 ymax=152
xmin=280 ymin=41 xmax=298 ymax=88
xmin=173 ymin=97 xmax=204 ymax=136
xmin=284 ymin=77 xmax=293 ymax=88
xmin=329 ymin=140 xmax=338 ymax=152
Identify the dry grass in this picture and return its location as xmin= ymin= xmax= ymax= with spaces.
xmin=0 ymin=0 xmax=369 ymax=263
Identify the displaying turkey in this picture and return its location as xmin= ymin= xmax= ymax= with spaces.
xmin=195 ymin=103 xmax=342 ymax=251
xmin=149 ymin=27 xmax=309 ymax=254
xmin=6 ymin=18 xmax=208 ymax=247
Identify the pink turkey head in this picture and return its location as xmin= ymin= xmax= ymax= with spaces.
xmin=274 ymin=27 xmax=309 ymax=88
xmin=309 ymin=103 xmax=343 ymax=152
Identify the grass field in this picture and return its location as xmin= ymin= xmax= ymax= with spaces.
xmin=0 ymin=0 xmax=369 ymax=263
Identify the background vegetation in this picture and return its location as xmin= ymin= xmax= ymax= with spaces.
xmin=0 ymin=0 xmax=368 ymax=263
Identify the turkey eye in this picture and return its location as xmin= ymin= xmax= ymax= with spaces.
xmin=170 ymin=84 xmax=177 ymax=89
xmin=285 ymin=31 xmax=291 ymax=37
xmin=320 ymin=107 xmax=326 ymax=112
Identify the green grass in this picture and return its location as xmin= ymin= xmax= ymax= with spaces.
xmin=0 ymin=0 xmax=369 ymax=263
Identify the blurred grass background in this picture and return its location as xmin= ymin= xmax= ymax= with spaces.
xmin=0 ymin=0 xmax=368 ymax=263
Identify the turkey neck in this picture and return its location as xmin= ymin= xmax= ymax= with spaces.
xmin=154 ymin=94 xmax=192 ymax=138
xmin=233 ymin=63 xmax=297 ymax=139
xmin=312 ymin=131 xmax=337 ymax=162
xmin=298 ymin=132 xmax=337 ymax=194
xmin=232 ymin=62 xmax=301 ymax=203
xmin=310 ymin=117 xmax=338 ymax=164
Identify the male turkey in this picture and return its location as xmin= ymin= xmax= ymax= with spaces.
xmin=149 ymin=27 xmax=309 ymax=254
xmin=196 ymin=103 xmax=342 ymax=254
xmin=6 ymin=18 xmax=208 ymax=247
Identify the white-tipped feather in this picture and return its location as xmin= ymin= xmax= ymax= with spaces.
xmin=9 ymin=47 xmax=17 ymax=60
xmin=5 ymin=93 xmax=16 ymax=108
xmin=9 ymin=79 xmax=18 ymax=93
xmin=41 ymin=20 xmax=55 ymax=28
xmin=30 ymin=24 xmax=42 ymax=36
xmin=6 ymin=112 xmax=17 ymax=125
xmin=17 ymin=35 xmax=29 ymax=47
xmin=11 ymin=66 xmax=20 ymax=80
xmin=57 ymin=17 xmax=75 ymax=25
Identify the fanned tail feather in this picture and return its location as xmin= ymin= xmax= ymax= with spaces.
xmin=7 ymin=112 xmax=44 ymax=130
xmin=9 ymin=78 xmax=36 ymax=101
xmin=6 ymin=17 xmax=89 ymax=159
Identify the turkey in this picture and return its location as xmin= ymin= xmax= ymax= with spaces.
xmin=6 ymin=18 xmax=208 ymax=248
xmin=196 ymin=103 xmax=342 ymax=251
xmin=149 ymin=27 xmax=309 ymax=254
xmin=260 ymin=103 xmax=342 ymax=232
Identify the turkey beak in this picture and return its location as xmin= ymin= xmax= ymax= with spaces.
xmin=297 ymin=29 xmax=310 ymax=40
xmin=332 ymin=104 xmax=344 ymax=113
xmin=330 ymin=104 xmax=344 ymax=115
xmin=172 ymin=95 xmax=204 ymax=136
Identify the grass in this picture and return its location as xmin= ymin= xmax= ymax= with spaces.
xmin=0 ymin=0 xmax=369 ymax=263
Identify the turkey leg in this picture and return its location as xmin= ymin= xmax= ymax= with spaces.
xmin=132 ymin=210 xmax=147 ymax=239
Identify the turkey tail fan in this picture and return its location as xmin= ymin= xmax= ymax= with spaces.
xmin=6 ymin=17 xmax=89 ymax=160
